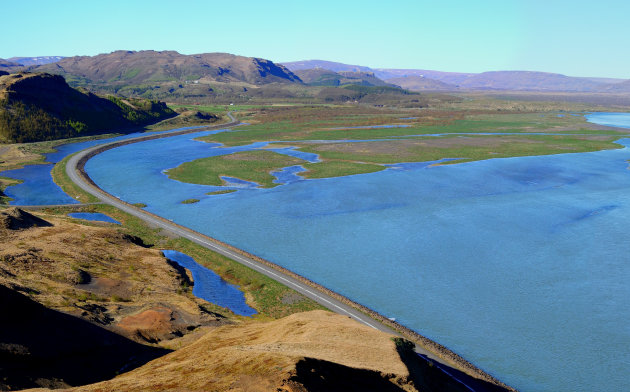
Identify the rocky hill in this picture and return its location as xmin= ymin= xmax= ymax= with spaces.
xmin=282 ymin=59 xmax=373 ymax=73
xmin=0 ymin=72 xmax=175 ymax=142
xmin=34 ymin=50 xmax=301 ymax=86
xmin=295 ymin=68 xmax=393 ymax=87
xmin=387 ymin=75 xmax=456 ymax=91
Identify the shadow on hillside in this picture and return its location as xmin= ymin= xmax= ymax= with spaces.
xmin=0 ymin=285 xmax=171 ymax=390
xmin=395 ymin=339 xmax=510 ymax=392
xmin=291 ymin=357 xmax=409 ymax=392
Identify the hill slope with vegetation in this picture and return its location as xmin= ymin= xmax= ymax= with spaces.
xmin=28 ymin=50 xmax=304 ymax=103
xmin=0 ymin=72 xmax=175 ymax=142
xmin=295 ymin=68 xmax=393 ymax=87
xmin=34 ymin=50 xmax=301 ymax=87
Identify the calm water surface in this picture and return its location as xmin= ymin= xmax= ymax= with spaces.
xmin=67 ymin=212 xmax=120 ymax=224
xmin=162 ymin=250 xmax=256 ymax=316
xmin=4 ymin=114 xmax=630 ymax=391
xmin=0 ymin=127 xmax=202 ymax=205
xmin=85 ymin=114 xmax=630 ymax=392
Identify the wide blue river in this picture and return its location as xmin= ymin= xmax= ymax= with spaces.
xmin=4 ymin=113 xmax=630 ymax=391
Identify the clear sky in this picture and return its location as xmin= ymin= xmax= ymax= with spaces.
xmin=1 ymin=0 xmax=628 ymax=78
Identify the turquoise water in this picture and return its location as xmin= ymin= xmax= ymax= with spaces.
xmin=67 ymin=212 xmax=120 ymax=224
xmin=586 ymin=112 xmax=630 ymax=128
xmin=0 ymin=127 xmax=203 ymax=205
xmin=3 ymin=113 xmax=630 ymax=391
xmin=84 ymin=114 xmax=630 ymax=392
xmin=161 ymin=250 xmax=256 ymax=316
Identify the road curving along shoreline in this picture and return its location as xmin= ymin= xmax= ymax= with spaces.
xmin=65 ymin=112 xmax=517 ymax=392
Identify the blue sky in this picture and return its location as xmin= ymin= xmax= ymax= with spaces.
xmin=2 ymin=0 xmax=628 ymax=78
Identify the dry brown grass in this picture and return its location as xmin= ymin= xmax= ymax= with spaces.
xmin=0 ymin=209 xmax=232 ymax=345
xmin=57 ymin=310 xmax=418 ymax=392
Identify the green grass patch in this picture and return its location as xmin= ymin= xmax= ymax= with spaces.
xmin=298 ymin=134 xmax=623 ymax=169
xmin=303 ymin=160 xmax=385 ymax=179
xmin=123 ymin=68 xmax=141 ymax=80
xmin=51 ymin=154 xmax=99 ymax=204
xmin=0 ymin=176 xmax=21 ymax=204
xmin=206 ymin=189 xmax=237 ymax=195
xmin=166 ymin=150 xmax=305 ymax=188
xmin=181 ymin=198 xmax=200 ymax=204
xmin=197 ymin=110 xmax=625 ymax=148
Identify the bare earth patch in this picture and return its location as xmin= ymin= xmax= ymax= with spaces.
xmin=0 ymin=208 xmax=231 ymax=346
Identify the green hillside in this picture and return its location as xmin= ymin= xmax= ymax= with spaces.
xmin=0 ymin=72 xmax=175 ymax=143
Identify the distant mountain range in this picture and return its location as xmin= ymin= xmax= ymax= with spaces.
xmin=1 ymin=52 xmax=629 ymax=94
xmin=282 ymin=60 xmax=630 ymax=93
xmin=0 ymin=59 xmax=22 ymax=71
xmin=8 ymin=56 xmax=65 ymax=66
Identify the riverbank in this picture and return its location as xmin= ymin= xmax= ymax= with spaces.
xmin=0 ymin=110 xmax=227 ymax=205
xmin=61 ymin=114 xmax=516 ymax=391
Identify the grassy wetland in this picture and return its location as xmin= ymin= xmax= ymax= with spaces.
xmin=165 ymin=103 xmax=629 ymax=186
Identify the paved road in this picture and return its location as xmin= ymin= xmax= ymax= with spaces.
xmin=63 ymin=113 xmax=509 ymax=391
xmin=65 ymin=114 xmax=403 ymax=333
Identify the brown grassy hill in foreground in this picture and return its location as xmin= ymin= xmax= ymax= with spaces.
xmin=34 ymin=50 xmax=302 ymax=86
xmin=0 ymin=207 xmax=234 ymax=389
xmin=0 ymin=208 xmax=230 ymax=345
xmin=0 ymin=284 xmax=170 ymax=390
xmin=50 ymin=310 xmax=500 ymax=392
xmin=48 ymin=311 xmax=423 ymax=392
